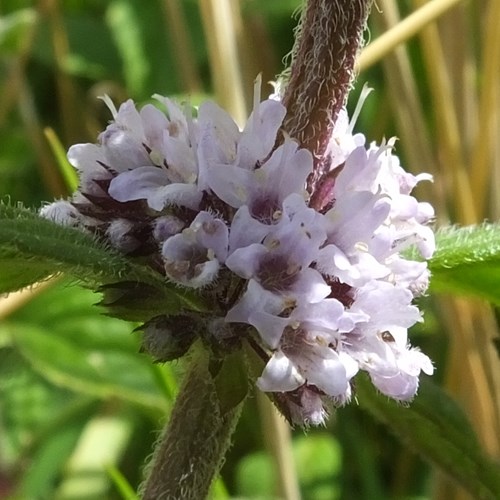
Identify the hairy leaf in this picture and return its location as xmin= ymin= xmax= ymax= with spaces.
xmin=0 ymin=203 xmax=205 ymax=315
xmin=357 ymin=375 xmax=500 ymax=500
xmin=403 ymin=223 xmax=500 ymax=305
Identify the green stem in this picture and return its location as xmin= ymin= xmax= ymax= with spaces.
xmin=257 ymin=392 xmax=301 ymax=500
xmin=141 ymin=349 xmax=246 ymax=500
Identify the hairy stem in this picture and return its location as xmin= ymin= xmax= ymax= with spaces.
xmin=141 ymin=349 xmax=246 ymax=500
xmin=282 ymin=0 xmax=372 ymax=191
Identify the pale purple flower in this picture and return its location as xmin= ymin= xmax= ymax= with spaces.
xmin=40 ymin=84 xmax=435 ymax=426
xmin=197 ymin=77 xmax=287 ymax=190
xmin=108 ymin=167 xmax=202 ymax=211
xmin=162 ymin=212 xmax=228 ymax=288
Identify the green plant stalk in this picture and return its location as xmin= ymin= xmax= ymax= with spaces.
xmin=140 ymin=349 xmax=247 ymax=500
xmin=43 ymin=126 xmax=78 ymax=193
xmin=256 ymin=391 xmax=301 ymax=500
xmin=162 ymin=0 xmax=202 ymax=93
xmin=198 ymin=0 xmax=247 ymax=126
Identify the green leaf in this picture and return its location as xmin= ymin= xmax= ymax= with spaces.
xmin=16 ymin=399 xmax=98 ymax=500
xmin=0 ymin=8 xmax=37 ymax=53
xmin=105 ymin=0 xmax=182 ymax=99
xmin=427 ymin=224 xmax=500 ymax=304
xmin=43 ymin=128 xmax=79 ymax=193
xmin=106 ymin=0 xmax=150 ymax=97
xmin=235 ymin=451 xmax=276 ymax=499
xmin=0 ymin=127 xmax=43 ymax=204
xmin=0 ymin=347 xmax=83 ymax=467
xmin=0 ymin=203 xmax=129 ymax=290
xmin=212 ymin=350 xmax=249 ymax=415
xmin=98 ymin=282 xmax=192 ymax=323
xmin=5 ymin=283 xmax=170 ymax=411
xmin=0 ymin=203 xmax=205 ymax=315
xmin=294 ymin=434 xmax=341 ymax=500
xmin=356 ymin=375 xmax=500 ymax=500
xmin=106 ymin=464 xmax=139 ymax=500
xmin=55 ymin=414 xmax=136 ymax=500
xmin=0 ymin=253 xmax=54 ymax=292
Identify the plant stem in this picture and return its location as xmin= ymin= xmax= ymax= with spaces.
xmin=162 ymin=0 xmax=202 ymax=94
xmin=281 ymin=0 xmax=372 ymax=190
xmin=357 ymin=0 xmax=464 ymax=71
xmin=199 ymin=0 xmax=247 ymax=126
xmin=257 ymin=391 xmax=301 ymax=500
xmin=141 ymin=349 xmax=245 ymax=500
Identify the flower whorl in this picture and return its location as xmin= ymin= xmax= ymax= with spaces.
xmin=41 ymin=85 xmax=435 ymax=426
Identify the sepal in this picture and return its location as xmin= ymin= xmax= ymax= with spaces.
xmin=98 ymin=281 xmax=184 ymax=322
xmin=139 ymin=315 xmax=198 ymax=362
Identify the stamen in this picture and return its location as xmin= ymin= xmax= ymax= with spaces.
xmin=347 ymin=83 xmax=373 ymax=134
xmin=98 ymin=94 xmax=118 ymax=119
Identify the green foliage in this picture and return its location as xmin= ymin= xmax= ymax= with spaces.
xmin=427 ymin=224 xmax=500 ymax=305
xmin=0 ymin=202 xmax=130 ymax=290
xmin=0 ymin=8 xmax=37 ymax=53
xmin=235 ymin=433 xmax=342 ymax=500
xmin=5 ymin=282 xmax=169 ymax=411
xmin=294 ymin=434 xmax=342 ymax=500
xmin=357 ymin=375 xmax=500 ymax=500
xmin=106 ymin=464 xmax=139 ymax=500
xmin=1 ymin=1 xmax=500 ymax=499
xmin=2 ymin=205 xmax=500 ymax=498
xmin=0 ymin=128 xmax=46 ymax=204
xmin=17 ymin=400 xmax=98 ymax=499
xmin=0 ymin=202 xmax=206 ymax=318
xmin=0 ymin=281 xmax=174 ymax=498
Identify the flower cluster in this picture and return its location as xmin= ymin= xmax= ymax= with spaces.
xmin=41 ymin=84 xmax=435 ymax=426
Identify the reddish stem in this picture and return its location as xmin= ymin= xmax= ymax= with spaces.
xmin=281 ymin=0 xmax=372 ymax=193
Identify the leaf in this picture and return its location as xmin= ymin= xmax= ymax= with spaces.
xmin=212 ymin=350 xmax=249 ymax=415
xmin=16 ymin=399 xmax=98 ymax=500
xmin=5 ymin=283 xmax=170 ymax=411
xmin=403 ymin=223 xmax=500 ymax=305
xmin=0 ymin=202 xmax=206 ymax=315
xmin=62 ymin=14 xmax=122 ymax=80
xmin=43 ymin=127 xmax=79 ymax=193
xmin=430 ymin=262 xmax=500 ymax=305
xmin=105 ymin=0 xmax=183 ymax=99
xmin=0 ymin=127 xmax=44 ymax=204
xmin=294 ymin=433 xmax=341 ymax=481
xmin=294 ymin=434 xmax=341 ymax=500
xmin=356 ymin=375 xmax=500 ymax=500
xmin=428 ymin=224 xmax=500 ymax=305
xmin=0 ymin=203 xmax=129 ymax=291
xmin=106 ymin=0 xmax=150 ymax=97
xmin=235 ymin=451 xmax=276 ymax=499
xmin=0 ymin=253 xmax=54 ymax=292
xmin=98 ymin=282 xmax=194 ymax=323
xmin=106 ymin=464 xmax=139 ymax=500
xmin=0 ymin=8 xmax=37 ymax=53
xmin=55 ymin=414 xmax=136 ymax=500
xmin=0 ymin=346 xmax=83 ymax=466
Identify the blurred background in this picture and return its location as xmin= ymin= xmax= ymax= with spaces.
xmin=0 ymin=0 xmax=499 ymax=498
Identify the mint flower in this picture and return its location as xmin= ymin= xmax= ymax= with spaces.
xmin=41 ymin=84 xmax=435 ymax=426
